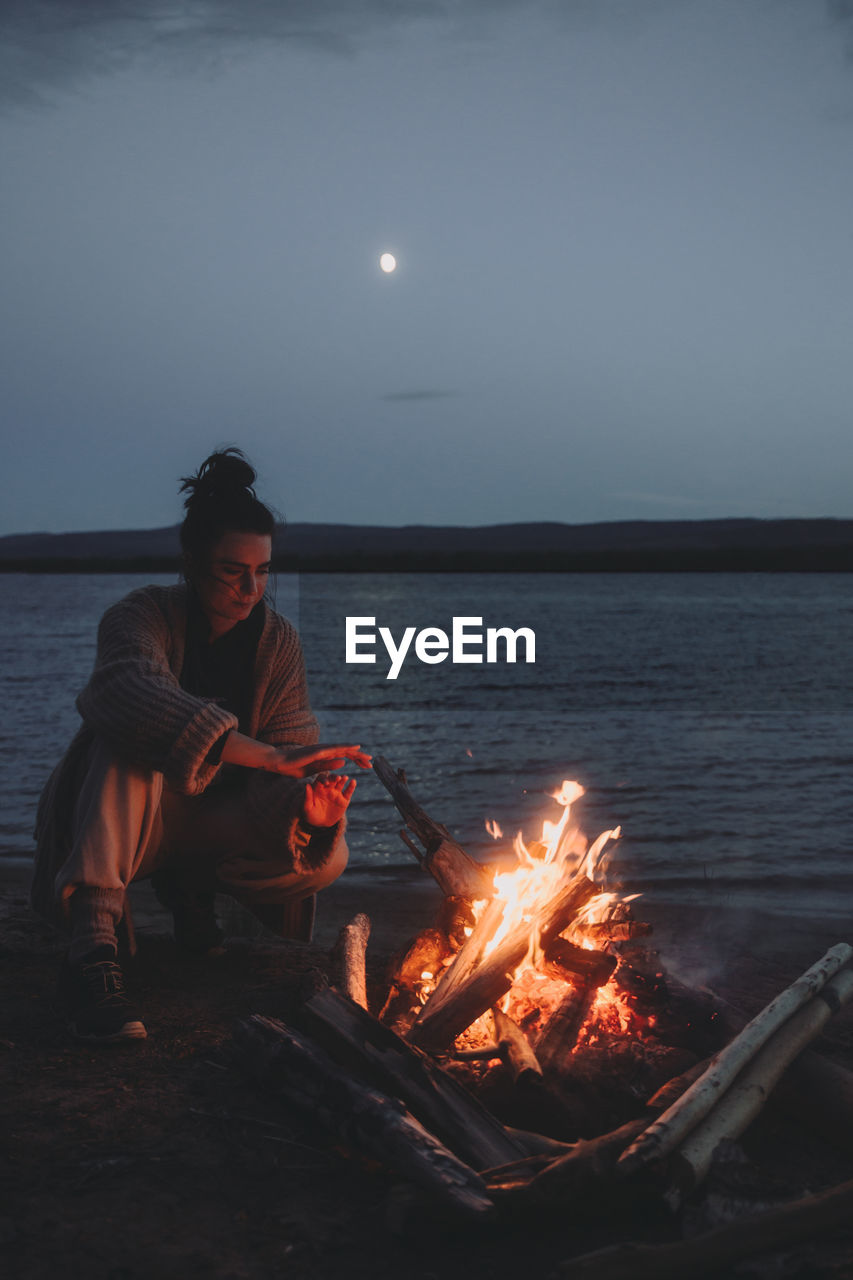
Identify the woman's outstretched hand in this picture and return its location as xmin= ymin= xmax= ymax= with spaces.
xmin=269 ymin=743 xmax=372 ymax=777
xmin=220 ymin=732 xmax=372 ymax=777
xmin=303 ymin=772 xmax=357 ymax=827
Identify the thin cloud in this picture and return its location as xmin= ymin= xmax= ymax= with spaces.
xmin=5 ymin=1 xmax=852 ymax=113
xmin=0 ymin=0 xmax=534 ymax=108
xmin=13 ymin=1 xmax=853 ymax=110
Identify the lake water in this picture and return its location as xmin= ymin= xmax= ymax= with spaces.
xmin=2 ymin=572 xmax=851 ymax=920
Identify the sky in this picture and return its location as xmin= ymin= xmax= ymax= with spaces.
xmin=2 ymin=0 xmax=853 ymax=535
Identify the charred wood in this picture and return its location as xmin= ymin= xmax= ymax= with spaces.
xmin=435 ymin=894 xmax=478 ymax=949
xmin=583 ymin=920 xmax=653 ymax=943
xmin=232 ymin=1013 xmax=493 ymax=1218
xmin=534 ymin=984 xmax=599 ymax=1077
xmin=379 ymin=927 xmax=455 ymax=1035
xmin=372 ymin=755 xmax=494 ymax=901
xmin=296 ymin=982 xmax=527 ymax=1172
xmin=492 ymin=1006 xmax=542 ymax=1080
xmin=542 ymin=936 xmax=617 ymax=987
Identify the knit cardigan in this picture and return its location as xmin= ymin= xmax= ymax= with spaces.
xmin=31 ymin=583 xmax=339 ymax=922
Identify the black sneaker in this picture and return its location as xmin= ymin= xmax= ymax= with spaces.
xmin=151 ymin=870 xmax=225 ymax=956
xmin=59 ymin=947 xmax=147 ymax=1043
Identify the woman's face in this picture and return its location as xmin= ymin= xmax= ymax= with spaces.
xmin=193 ymin=529 xmax=272 ymax=639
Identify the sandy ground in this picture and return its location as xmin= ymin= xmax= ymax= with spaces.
xmin=3 ymin=860 xmax=853 ymax=1280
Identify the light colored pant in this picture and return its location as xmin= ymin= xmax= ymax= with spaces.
xmin=53 ymin=739 xmax=348 ymax=909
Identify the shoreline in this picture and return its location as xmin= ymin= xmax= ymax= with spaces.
xmin=3 ymin=857 xmax=849 ymax=986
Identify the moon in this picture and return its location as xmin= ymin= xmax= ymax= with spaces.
xmin=379 ymin=252 xmax=397 ymax=273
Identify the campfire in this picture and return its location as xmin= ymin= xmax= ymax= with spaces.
xmin=381 ymin=774 xmax=639 ymax=1058
xmin=233 ymin=756 xmax=853 ymax=1275
xmin=373 ymin=756 xmax=705 ymax=1122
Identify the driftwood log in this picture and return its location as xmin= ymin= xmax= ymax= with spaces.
xmin=233 ymin=1013 xmax=494 ymax=1218
xmin=486 ymin=1116 xmax=650 ymax=1201
xmin=296 ymin=982 xmax=528 ymax=1171
xmin=553 ymin=1177 xmax=853 ymax=1279
xmin=372 ymin=755 xmax=494 ymax=901
xmin=335 ymin=913 xmax=371 ymax=1010
xmin=485 ymin=1058 xmax=710 ymax=1202
xmin=619 ymin=943 xmax=853 ymax=1175
xmin=668 ymin=966 xmax=853 ymax=1200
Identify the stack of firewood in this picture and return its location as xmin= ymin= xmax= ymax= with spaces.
xmin=231 ymin=757 xmax=853 ymax=1274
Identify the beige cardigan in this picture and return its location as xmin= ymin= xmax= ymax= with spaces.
xmin=31 ymin=584 xmax=337 ymax=921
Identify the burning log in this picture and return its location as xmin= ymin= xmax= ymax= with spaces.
xmin=379 ymin=927 xmax=455 ymax=1036
xmin=668 ymin=965 xmax=853 ymax=1201
xmin=485 ymin=1004 xmax=596 ymax=1145
xmin=372 ymin=755 xmax=494 ymax=901
xmin=435 ymin=894 xmax=478 ymax=948
xmin=533 ymin=983 xmax=600 ymax=1076
xmin=491 ymin=1006 xmax=542 ymax=1080
xmin=334 ymin=912 xmax=371 ymax=1010
xmin=409 ymin=872 xmax=600 ymax=1052
xmin=541 ymin=936 xmax=617 ymax=986
xmin=552 ymin=1177 xmax=853 ymax=1280
xmin=583 ymin=919 xmax=653 ymax=943
xmin=618 ymin=942 xmax=853 ymax=1176
xmin=233 ymin=1014 xmax=494 ymax=1218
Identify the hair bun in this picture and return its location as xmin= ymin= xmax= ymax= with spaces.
xmin=180 ymin=447 xmax=257 ymax=508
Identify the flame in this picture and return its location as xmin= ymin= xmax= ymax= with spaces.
xmin=477 ymin=782 xmax=620 ymax=974
xmin=410 ymin=778 xmax=642 ymax=1060
xmin=469 ymin=782 xmax=633 ymax=1042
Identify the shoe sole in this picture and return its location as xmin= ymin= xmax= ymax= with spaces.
xmin=70 ymin=1020 xmax=148 ymax=1043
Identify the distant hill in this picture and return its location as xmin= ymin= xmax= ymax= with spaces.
xmin=0 ymin=518 xmax=851 ymax=571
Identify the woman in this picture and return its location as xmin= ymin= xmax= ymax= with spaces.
xmin=31 ymin=448 xmax=371 ymax=1043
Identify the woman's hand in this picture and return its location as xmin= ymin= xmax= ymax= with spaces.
xmin=303 ymin=772 xmax=357 ymax=827
xmin=268 ymin=743 xmax=372 ymax=777
xmin=220 ymin=732 xmax=372 ymax=777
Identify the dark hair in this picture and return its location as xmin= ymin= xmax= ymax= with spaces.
xmin=179 ymin=447 xmax=276 ymax=566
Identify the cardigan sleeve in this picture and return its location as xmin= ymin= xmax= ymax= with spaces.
xmin=75 ymin=589 xmax=238 ymax=795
